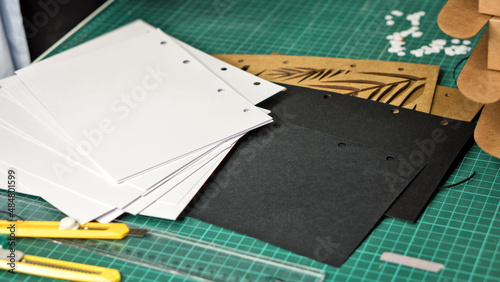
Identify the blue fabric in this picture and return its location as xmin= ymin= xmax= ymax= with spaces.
xmin=0 ymin=0 xmax=30 ymax=79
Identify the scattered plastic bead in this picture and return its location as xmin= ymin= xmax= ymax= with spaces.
xmin=412 ymin=31 xmax=423 ymax=38
xmin=433 ymin=39 xmax=447 ymax=45
xmin=444 ymin=47 xmax=455 ymax=56
xmin=391 ymin=10 xmax=404 ymax=17
xmin=384 ymin=10 xmax=471 ymax=58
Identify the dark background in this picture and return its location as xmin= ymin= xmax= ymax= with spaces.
xmin=20 ymin=0 xmax=107 ymax=60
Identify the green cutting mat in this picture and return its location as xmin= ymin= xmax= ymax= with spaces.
xmin=4 ymin=0 xmax=500 ymax=281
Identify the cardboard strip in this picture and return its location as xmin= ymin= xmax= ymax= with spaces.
xmin=380 ymin=252 xmax=444 ymax=273
xmin=457 ymin=29 xmax=500 ymax=104
xmin=431 ymin=85 xmax=483 ymax=121
xmin=475 ymin=100 xmax=500 ymax=158
xmin=489 ymin=17 xmax=500 ymax=71
xmin=437 ymin=0 xmax=491 ymax=39
xmin=213 ymin=54 xmax=439 ymax=113
xmin=479 ymin=0 xmax=500 ymax=16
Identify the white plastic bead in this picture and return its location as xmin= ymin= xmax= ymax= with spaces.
xmin=391 ymin=10 xmax=404 ymax=17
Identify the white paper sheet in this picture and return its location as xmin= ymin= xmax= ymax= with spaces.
xmin=140 ymin=143 xmax=234 ymax=219
xmin=36 ymin=20 xmax=284 ymax=106
xmin=0 ymin=85 xmax=233 ymax=195
xmin=0 ymin=88 xmax=256 ymax=220
xmin=0 ymin=123 xmax=144 ymax=209
xmin=0 ymin=159 xmax=116 ymax=223
xmin=17 ymin=29 xmax=272 ymax=183
xmin=4 ymin=20 xmax=279 ymax=215
xmin=0 ymin=76 xmax=75 ymax=145
xmin=172 ymin=37 xmax=284 ymax=105
xmin=1 ymin=20 xmax=281 ymax=222
xmin=125 ymin=134 xmax=240 ymax=215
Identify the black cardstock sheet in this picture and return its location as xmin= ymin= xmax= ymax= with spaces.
xmin=185 ymin=116 xmax=423 ymax=267
xmin=268 ymin=84 xmax=476 ymax=222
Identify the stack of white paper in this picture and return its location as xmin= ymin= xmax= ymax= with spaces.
xmin=0 ymin=20 xmax=284 ymax=224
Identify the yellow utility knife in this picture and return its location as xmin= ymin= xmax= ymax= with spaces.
xmin=0 ymin=217 xmax=148 ymax=239
xmin=0 ymin=248 xmax=120 ymax=281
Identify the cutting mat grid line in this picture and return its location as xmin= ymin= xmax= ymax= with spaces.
xmin=3 ymin=0 xmax=499 ymax=281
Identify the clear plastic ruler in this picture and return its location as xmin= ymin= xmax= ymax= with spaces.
xmin=0 ymin=195 xmax=325 ymax=281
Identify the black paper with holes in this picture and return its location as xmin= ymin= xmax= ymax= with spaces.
xmin=268 ymin=84 xmax=476 ymax=222
xmin=185 ymin=117 xmax=423 ymax=267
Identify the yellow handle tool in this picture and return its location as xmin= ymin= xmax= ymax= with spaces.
xmin=0 ymin=254 xmax=120 ymax=281
xmin=0 ymin=220 xmax=130 ymax=239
